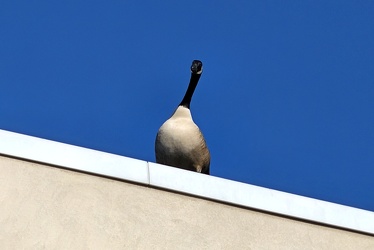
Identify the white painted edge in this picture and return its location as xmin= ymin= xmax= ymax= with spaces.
xmin=149 ymin=162 xmax=374 ymax=235
xmin=0 ymin=129 xmax=373 ymax=235
xmin=0 ymin=129 xmax=149 ymax=184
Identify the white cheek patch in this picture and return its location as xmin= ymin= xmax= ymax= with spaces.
xmin=196 ymin=66 xmax=203 ymax=74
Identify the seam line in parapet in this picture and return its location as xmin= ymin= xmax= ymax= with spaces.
xmin=146 ymin=162 xmax=151 ymax=185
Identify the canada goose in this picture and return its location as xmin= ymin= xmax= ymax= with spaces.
xmin=155 ymin=60 xmax=210 ymax=174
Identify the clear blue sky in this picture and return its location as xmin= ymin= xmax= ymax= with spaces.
xmin=1 ymin=2 xmax=373 ymax=211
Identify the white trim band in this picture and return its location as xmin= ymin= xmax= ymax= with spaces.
xmin=0 ymin=129 xmax=373 ymax=235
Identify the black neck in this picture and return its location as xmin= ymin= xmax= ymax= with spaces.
xmin=179 ymin=73 xmax=201 ymax=109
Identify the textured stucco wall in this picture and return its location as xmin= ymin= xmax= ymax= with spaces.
xmin=0 ymin=156 xmax=373 ymax=249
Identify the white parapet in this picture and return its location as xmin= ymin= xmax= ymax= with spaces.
xmin=0 ymin=129 xmax=373 ymax=235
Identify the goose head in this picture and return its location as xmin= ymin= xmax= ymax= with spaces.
xmin=191 ymin=60 xmax=203 ymax=75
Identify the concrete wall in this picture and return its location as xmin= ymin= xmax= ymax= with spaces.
xmin=0 ymin=156 xmax=373 ymax=249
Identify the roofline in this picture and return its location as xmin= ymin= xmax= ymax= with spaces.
xmin=0 ymin=129 xmax=373 ymax=235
